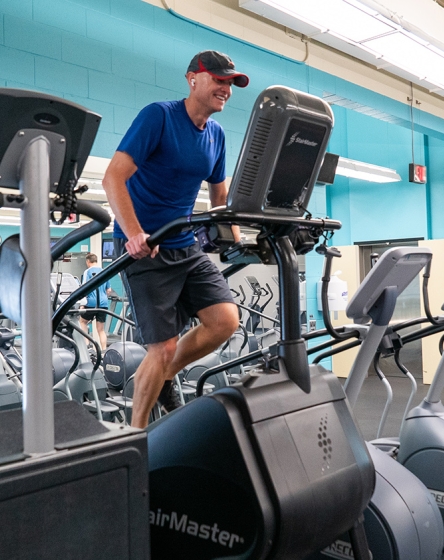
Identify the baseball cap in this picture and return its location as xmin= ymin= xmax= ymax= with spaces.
xmin=186 ymin=50 xmax=249 ymax=88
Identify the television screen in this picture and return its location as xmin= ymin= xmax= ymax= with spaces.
xmin=317 ymin=152 xmax=339 ymax=185
xmin=102 ymin=239 xmax=114 ymax=260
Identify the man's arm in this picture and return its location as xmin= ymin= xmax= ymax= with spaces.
xmin=102 ymin=151 xmax=159 ymax=259
xmin=208 ymin=181 xmax=241 ymax=243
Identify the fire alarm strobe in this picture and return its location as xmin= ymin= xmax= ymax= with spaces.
xmin=409 ymin=163 xmax=427 ymax=184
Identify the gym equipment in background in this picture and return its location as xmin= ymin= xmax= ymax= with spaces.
xmin=309 ymin=245 xmax=443 ymax=560
xmin=0 ymin=88 xmax=149 ymax=559
xmin=396 ymin=259 xmax=444 ymax=528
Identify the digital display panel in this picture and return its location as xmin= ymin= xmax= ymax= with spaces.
xmin=264 ymin=119 xmax=327 ymax=212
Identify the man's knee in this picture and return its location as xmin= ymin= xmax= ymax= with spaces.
xmin=200 ymin=303 xmax=239 ymax=339
xmin=223 ymin=304 xmax=240 ymax=335
xmin=147 ymin=337 xmax=178 ymax=367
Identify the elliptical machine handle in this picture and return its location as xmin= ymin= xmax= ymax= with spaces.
xmin=318 ymin=245 xmax=359 ymax=341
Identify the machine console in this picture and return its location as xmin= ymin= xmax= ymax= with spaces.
xmin=227 ymin=85 xmax=334 ymax=217
xmin=0 ymin=88 xmax=101 ymax=194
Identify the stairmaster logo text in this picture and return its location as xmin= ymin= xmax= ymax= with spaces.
xmin=322 ymin=539 xmax=373 ymax=559
xmin=150 ymin=508 xmax=245 ymax=549
xmin=285 ymin=131 xmax=318 ymax=147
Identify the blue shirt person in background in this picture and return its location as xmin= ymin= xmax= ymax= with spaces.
xmin=79 ymin=252 xmax=112 ymax=351
xmin=102 ymin=51 xmax=249 ymax=427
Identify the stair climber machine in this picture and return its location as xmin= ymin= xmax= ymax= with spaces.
xmin=308 ymin=245 xmax=443 ymax=560
xmin=194 ymin=241 xmax=444 ymax=559
xmin=143 ymin=86 xmax=377 ymax=560
xmin=52 ymin=85 xmax=377 ymax=559
xmin=0 ymin=88 xmax=149 ymax=559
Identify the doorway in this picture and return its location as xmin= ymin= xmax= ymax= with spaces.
xmin=357 ymin=238 xmax=424 ymax=379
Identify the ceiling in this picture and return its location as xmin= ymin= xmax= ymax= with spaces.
xmin=238 ymin=0 xmax=444 ymax=97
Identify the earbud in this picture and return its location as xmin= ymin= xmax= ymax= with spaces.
xmin=191 ymin=79 xmax=195 ymax=87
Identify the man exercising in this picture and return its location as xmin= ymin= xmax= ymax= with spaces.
xmin=102 ymin=50 xmax=249 ymax=428
xmin=79 ymin=252 xmax=112 ymax=351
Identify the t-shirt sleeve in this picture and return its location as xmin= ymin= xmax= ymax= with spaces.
xmin=206 ymin=127 xmax=226 ymax=185
xmin=117 ymin=103 xmax=165 ymax=169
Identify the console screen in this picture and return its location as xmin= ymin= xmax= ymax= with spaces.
xmin=264 ymin=119 xmax=327 ymax=212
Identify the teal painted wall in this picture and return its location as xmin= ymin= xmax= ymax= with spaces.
xmin=2 ymin=0 xmax=444 ymax=366
xmin=426 ymin=136 xmax=444 ymax=240
xmin=1 ymin=0 xmax=442 ymax=242
xmin=327 ymin=107 xmax=432 ymax=246
xmin=0 ymin=0 xmax=306 ymax=172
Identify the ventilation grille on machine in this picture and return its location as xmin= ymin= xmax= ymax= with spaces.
xmin=238 ymin=116 xmax=273 ymax=197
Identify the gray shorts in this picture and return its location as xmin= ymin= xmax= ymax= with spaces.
xmin=114 ymin=239 xmax=234 ymax=345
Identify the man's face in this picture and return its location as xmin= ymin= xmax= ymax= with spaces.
xmin=192 ymin=72 xmax=234 ymax=114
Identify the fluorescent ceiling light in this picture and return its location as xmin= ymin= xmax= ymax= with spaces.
xmin=257 ymin=0 xmax=395 ymax=42
xmin=336 ymin=157 xmax=401 ymax=183
xmin=363 ymin=32 xmax=444 ymax=89
xmin=240 ymin=0 xmax=444 ymax=94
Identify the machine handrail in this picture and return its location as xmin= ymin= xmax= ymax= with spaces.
xmin=52 ymin=211 xmax=341 ymax=332
xmin=50 ymin=199 xmax=111 ymax=262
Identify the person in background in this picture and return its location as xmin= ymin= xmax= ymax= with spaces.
xmin=102 ymin=50 xmax=249 ymax=428
xmin=79 ymin=252 xmax=112 ymax=351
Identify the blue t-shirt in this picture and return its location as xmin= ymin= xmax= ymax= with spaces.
xmin=114 ymin=99 xmax=226 ymax=248
xmin=82 ymin=266 xmax=111 ymax=308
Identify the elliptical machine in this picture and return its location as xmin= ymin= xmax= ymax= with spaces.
xmin=308 ymin=245 xmax=443 ymax=560
xmin=396 ymin=259 xmax=444 ymax=528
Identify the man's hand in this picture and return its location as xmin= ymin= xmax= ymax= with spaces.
xmin=125 ymin=232 xmax=159 ymax=259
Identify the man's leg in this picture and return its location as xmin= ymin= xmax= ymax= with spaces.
xmin=131 ymin=336 xmax=179 ymax=429
xmin=96 ymin=321 xmax=107 ymax=351
xmin=130 ymin=302 xmax=239 ymax=428
xmin=164 ymin=302 xmax=239 ymax=380
xmin=79 ymin=315 xmax=89 ymax=333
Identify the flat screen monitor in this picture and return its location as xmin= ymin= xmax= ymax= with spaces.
xmin=317 ymin=152 xmax=339 ymax=185
xmin=227 ymin=86 xmax=334 ymax=217
xmin=102 ymin=239 xmax=114 ymax=261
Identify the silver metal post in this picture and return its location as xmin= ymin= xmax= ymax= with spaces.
xmin=344 ymin=323 xmax=387 ymax=409
xmin=19 ymin=135 xmax=54 ymax=454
